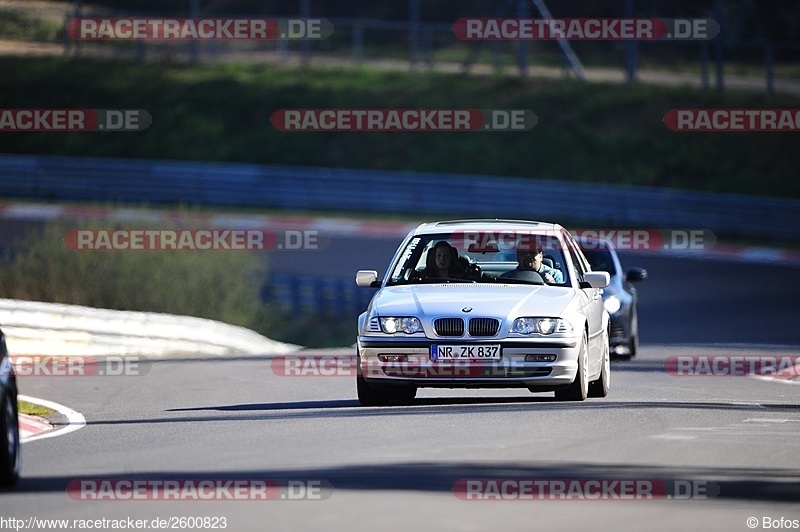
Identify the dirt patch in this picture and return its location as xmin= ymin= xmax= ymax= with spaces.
xmin=0 ymin=38 xmax=62 ymax=56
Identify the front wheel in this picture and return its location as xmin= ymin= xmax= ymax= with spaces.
xmin=589 ymin=332 xmax=610 ymax=398
xmin=0 ymin=387 xmax=20 ymax=487
xmin=357 ymin=374 xmax=391 ymax=406
xmin=554 ymin=332 xmax=588 ymax=402
xmin=356 ymin=354 xmax=417 ymax=406
xmin=628 ymin=333 xmax=638 ymax=358
xmin=357 ymin=376 xmax=417 ymax=406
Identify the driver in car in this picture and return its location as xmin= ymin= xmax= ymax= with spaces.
xmin=506 ymin=243 xmax=564 ymax=284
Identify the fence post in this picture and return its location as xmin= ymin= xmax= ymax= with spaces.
xmin=424 ymin=27 xmax=434 ymax=68
xmin=624 ymin=0 xmax=637 ymax=84
xmin=188 ymin=0 xmax=199 ymax=64
xmin=765 ymin=42 xmax=774 ymax=97
xmin=277 ymin=34 xmax=288 ymax=63
xmin=299 ymin=0 xmax=311 ymax=67
xmin=516 ymin=0 xmax=528 ymax=77
xmin=700 ymin=41 xmax=709 ymax=90
xmin=63 ymin=13 xmax=71 ymax=56
xmin=409 ymin=0 xmax=420 ymax=72
xmin=72 ymin=0 xmax=83 ymax=57
xmin=353 ymin=24 xmax=364 ymax=66
xmin=714 ymin=0 xmax=724 ymax=94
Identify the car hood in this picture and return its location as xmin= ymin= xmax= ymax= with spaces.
xmin=371 ymin=284 xmax=575 ymax=319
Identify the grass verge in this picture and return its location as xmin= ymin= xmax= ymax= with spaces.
xmin=0 ymin=56 xmax=798 ymax=198
xmin=17 ymin=400 xmax=56 ymax=417
xmin=0 ymin=217 xmax=356 ymax=347
xmin=0 ymin=8 xmax=64 ymax=42
xmin=0 ymin=220 xmax=273 ymax=335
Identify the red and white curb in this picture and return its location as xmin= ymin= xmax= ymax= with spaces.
xmin=19 ymin=413 xmax=51 ymax=440
xmin=17 ymin=394 xmax=86 ymax=443
xmin=755 ymin=364 xmax=800 ymax=385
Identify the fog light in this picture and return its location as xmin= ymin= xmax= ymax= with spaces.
xmin=612 ymin=345 xmax=629 ymax=355
xmin=378 ymin=354 xmax=408 ymax=362
xmin=525 ymin=354 xmax=556 ymax=362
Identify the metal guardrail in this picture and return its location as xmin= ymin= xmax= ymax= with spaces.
xmin=0 ymin=153 xmax=799 ymax=240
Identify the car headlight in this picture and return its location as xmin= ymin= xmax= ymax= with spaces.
xmin=603 ymin=295 xmax=621 ymax=315
xmin=511 ymin=317 xmax=573 ymax=335
xmin=380 ymin=317 xmax=422 ymax=334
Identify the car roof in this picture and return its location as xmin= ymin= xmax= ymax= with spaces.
xmin=411 ymin=219 xmax=564 ymax=235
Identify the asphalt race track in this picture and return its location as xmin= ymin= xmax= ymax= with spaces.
xmin=2 ymin=233 xmax=800 ymax=531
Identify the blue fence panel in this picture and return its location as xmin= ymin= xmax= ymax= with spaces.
xmin=266 ymin=273 xmax=376 ymax=316
xmin=1 ymin=154 xmax=799 ymax=240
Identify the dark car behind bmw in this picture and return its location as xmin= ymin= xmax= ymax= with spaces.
xmin=579 ymin=238 xmax=647 ymax=358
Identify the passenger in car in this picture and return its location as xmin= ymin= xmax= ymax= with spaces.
xmin=423 ymin=241 xmax=470 ymax=279
xmin=503 ymin=243 xmax=564 ymax=284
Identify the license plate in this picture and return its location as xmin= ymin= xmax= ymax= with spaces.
xmin=431 ymin=344 xmax=501 ymax=361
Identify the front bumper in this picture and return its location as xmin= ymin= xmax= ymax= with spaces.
xmin=357 ymin=337 xmax=580 ymax=389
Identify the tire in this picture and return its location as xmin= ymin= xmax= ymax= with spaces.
xmin=0 ymin=387 xmax=20 ymax=487
xmin=357 ymin=376 xmax=417 ymax=406
xmin=628 ymin=334 xmax=638 ymax=358
xmin=589 ymin=332 xmax=610 ymax=398
xmin=554 ymin=332 xmax=588 ymax=402
xmin=388 ymin=386 xmax=417 ymax=404
xmin=357 ymin=374 xmax=391 ymax=406
xmin=356 ymin=354 xmax=417 ymax=406
xmin=628 ymin=310 xmax=639 ymax=358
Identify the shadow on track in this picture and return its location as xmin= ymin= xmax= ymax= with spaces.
xmin=8 ymin=461 xmax=800 ymax=504
xmin=65 ymin=399 xmax=800 ymax=427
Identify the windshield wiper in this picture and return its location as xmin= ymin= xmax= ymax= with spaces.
xmin=418 ymin=277 xmax=477 ymax=284
xmin=494 ymin=278 xmax=544 ymax=285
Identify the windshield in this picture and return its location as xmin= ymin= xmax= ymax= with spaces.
xmin=581 ymin=247 xmax=618 ymax=276
xmin=386 ymin=232 xmax=570 ymax=286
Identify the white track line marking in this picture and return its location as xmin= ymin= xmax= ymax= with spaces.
xmin=18 ymin=394 xmax=86 ymax=443
xmin=751 ymin=375 xmax=800 ymax=386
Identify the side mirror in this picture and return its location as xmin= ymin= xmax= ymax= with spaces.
xmin=582 ymin=271 xmax=610 ymax=289
xmin=625 ymin=267 xmax=648 ymax=282
xmin=356 ymin=270 xmax=381 ymax=288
